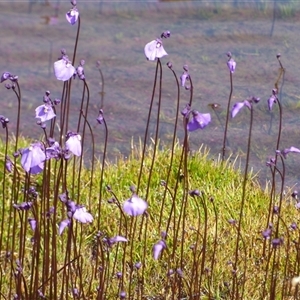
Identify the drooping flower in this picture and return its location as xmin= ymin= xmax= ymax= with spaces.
xmin=144 ymin=39 xmax=168 ymax=61
xmin=65 ymin=131 xmax=82 ymax=157
xmin=281 ymin=146 xmax=300 ymax=159
xmin=0 ymin=115 xmax=9 ymax=128
xmin=227 ymin=52 xmax=236 ymax=73
xmin=73 ymin=207 xmax=93 ymax=223
xmin=96 ymin=109 xmax=104 ymax=125
xmin=13 ymin=202 xmax=33 ymax=211
xmin=187 ymin=110 xmax=211 ymax=131
xmin=46 ymin=141 xmax=62 ymax=160
xmin=28 ymin=218 xmax=37 ymax=231
xmin=180 ymin=65 xmax=189 ymax=87
xmin=231 ymin=102 xmax=245 ymax=118
xmin=54 ymin=58 xmax=75 ymax=81
xmin=123 ymin=194 xmax=148 ymax=216
xmin=5 ymin=156 xmax=13 ymax=172
xmin=75 ymin=59 xmax=85 ymax=80
xmin=268 ymin=89 xmax=278 ymax=111
xmin=20 ymin=142 xmax=46 ymax=174
xmin=59 ymin=219 xmax=71 ymax=235
xmin=153 ymin=240 xmax=166 ymax=260
xmin=35 ymin=104 xmax=56 ymax=123
xmin=66 ymin=7 xmax=79 ymax=25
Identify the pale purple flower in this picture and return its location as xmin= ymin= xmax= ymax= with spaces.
xmin=231 ymin=102 xmax=245 ymax=118
xmin=0 ymin=115 xmax=9 ymax=128
xmin=144 ymin=39 xmax=168 ymax=61
xmin=272 ymin=237 xmax=283 ymax=248
xmin=66 ymin=7 xmax=79 ymax=25
xmin=109 ymin=235 xmax=128 ymax=244
xmin=73 ymin=207 xmax=93 ymax=223
xmin=20 ymin=142 xmax=46 ymax=174
xmin=281 ymin=146 xmax=300 ymax=159
xmin=268 ymin=89 xmax=278 ymax=110
xmin=123 ymin=194 xmax=148 ymax=216
xmin=227 ymin=58 xmax=236 ymax=73
xmin=5 ymin=156 xmax=12 ymax=172
xmin=187 ymin=111 xmax=211 ymax=131
xmin=180 ymin=65 xmax=189 ymax=87
xmin=75 ymin=60 xmax=85 ymax=80
xmin=1 ymin=72 xmax=11 ymax=83
xmin=46 ymin=141 xmax=62 ymax=160
xmin=28 ymin=218 xmax=37 ymax=231
xmin=35 ymin=104 xmax=56 ymax=123
xmin=153 ymin=240 xmax=166 ymax=260
xmin=262 ymin=228 xmax=272 ymax=239
xmin=13 ymin=202 xmax=33 ymax=211
xmin=54 ymin=58 xmax=75 ymax=81
xmin=59 ymin=219 xmax=71 ymax=235
xmin=65 ymin=131 xmax=82 ymax=157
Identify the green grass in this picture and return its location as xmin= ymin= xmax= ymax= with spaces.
xmin=1 ymin=136 xmax=299 ymax=299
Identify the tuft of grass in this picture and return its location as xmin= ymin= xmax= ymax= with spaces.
xmin=2 ymin=136 xmax=299 ymax=299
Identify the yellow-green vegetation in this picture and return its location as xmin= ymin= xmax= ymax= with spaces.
xmin=1 ymin=137 xmax=299 ymax=299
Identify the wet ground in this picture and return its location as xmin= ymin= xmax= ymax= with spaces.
xmin=1 ymin=0 xmax=300 ymax=188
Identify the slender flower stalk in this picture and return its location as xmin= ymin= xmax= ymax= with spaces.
xmin=222 ymin=52 xmax=236 ymax=160
xmin=230 ymin=96 xmax=259 ymax=299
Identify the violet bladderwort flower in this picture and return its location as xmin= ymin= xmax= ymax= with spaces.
xmin=144 ymin=32 xmax=170 ymax=61
xmin=35 ymin=104 xmax=56 ymax=123
xmin=187 ymin=110 xmax=211 ymax=132
xmin=279 ymin=146 xmax=300 ymax=159
xmin=153 ymin=239 xmax=166 ymax=260
xmin=54 ymin=49 xmax=76 ymax=81
xmin=123 ymin=193 xmax=148 ymax=216
xmin=66 ymin=0 xmax=79 ymax=25
xmin=268 ymin=89 xmax=278 ymax=111
xmin=231 ymin=96 xmax=260 ymax=118
xmin=227 ymin=52 xmax=236 ymax=73
xmin=75 ymin=59 xmax=85 ymax=80
xmin=180 ymin=65 xmax=190 ymax=88
xmin=20 ymin=142 xmax=46 ymax=174
xmin=65 ymin=131 xmax=82 ymax=157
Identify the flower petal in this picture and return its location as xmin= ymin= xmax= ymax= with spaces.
xmin=54 ymin=59 xmax=75 ymax=81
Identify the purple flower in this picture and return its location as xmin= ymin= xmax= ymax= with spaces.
xmin=66 ymin=7 xmax=79 ymax=25
xmin=281 ymin=146 xmax=300 ymax=159
xmin=46 ymin=141 xmax=62 ymax=160
xmin=59 ymin=219 xmax=71 ymax=235
xmin=54 ymin=58 xmax=75 ymax=81
xmin=153 ymin=240 xmax=166 ymax=260
xmin=231 ymin=101 xmax=245 ymax=118
xmin=96 ymin=109 xmax=104 ymax=125
xmin=268 ymin=95 xmax=277 ymax=111
xmin=73 ymin=207 xmax=93 ymax=223
xmin=65 ymin=131 xmax=82 ymax=157
xmin=180 ymin=65 xmax=189 ymax=87
xmin=268 ymin=90 xmax=278 ymax=111
xmin=272 ymin=237 xmax=283 ymax=248
xmin=123 ymin=194 xmax=148 ymax=216
xmin=1 ymin=72 xmax=11 ymax=83
xmin=227 ymin=58 xmax=236 ymax=73
xmin=109 ymin=235 xmax=128 ymax=244
xmin=290 ymin=222 xmax=297 ymax=231
xmin=187 ymin=111 xmax=211 ymax=131
xmin=75 ymin=60 xmax=85 ymax=80
xmin=35 ymin=104 xmax=56 ymax=123
xmin=262 ymin=228 xmax=272 ymax=239
xmin=5 ymin=156 xmax=13 ymax=172
xmin=144 ymin=39 xmax=168 ymax=61
xmin=28 ymin=218 xmax=37 ymax=231
xmin=20 ymin=142 xmax=46 ymax=174
xmin=13 ymin=202 xmax=33 ymax=211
